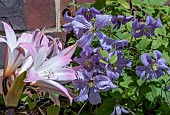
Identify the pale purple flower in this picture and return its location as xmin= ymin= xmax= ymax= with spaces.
xmin=111 ymin=105 xmax=129 ymax=115
xmin=98 ymin=32 xmax=128 ymax=51
xmin=74 ymin=45 xmax=101 ymax=71
xmin=132 ymin=16 xmax=162 ymax=38
xmin=76 ymin=6 xmax=101 ymax=21
xmin=63 ymin=11 xmax=74 ymax=32
xmin=112 ymin=15 xmax=133 ymax=29
xmin=100 ymin=51 xmax=131 ymax=81
xmin=72 ymin=14 xmax=112 ymax=50
xmin=72 ymin=69 xmax=117 ymax=105
xmin=136 ymin=50 xmax=170 ymax=80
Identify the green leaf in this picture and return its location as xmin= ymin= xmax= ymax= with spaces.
xmin=131 ymin=0 xmax=143 ymax=8
xmin=109 ymin=88 xmax=123 ymax=99
xmin=163 ymin=51 xmax=170 ymax=65
xmin=47 ymin=105 xmax=60 ymax=115
xmin=20 ymin=94 xmax=29 ymax=102
xmin=93 ymin=0 xmax=106 ymax=10
xmin=94 ymin=98 xmax=116 ymax=115
xmin=155 ymin=26 xmax=166 ymax=36
xmin=148 ymin=0 xmax=167 ymax=6
xmin=100 ymin=49 xmax=108 ymax=57
xmin=117 ymin=0 xmax=130 ymax=9
xmin=151 ymin=38 xmax=162 ymax=49
xmin=99 ymin=59 xmax=108 ymax=64
xmin=137 ymin=78 xmax=144 ymax=86
xmin=120 ymin=75 xmax=132 ymax=88
xmin=144 ymin=84 xmax=157 ymax=101
xmin=6 ymin=72 xmax=27 ymax=108
xmin=28 ymin=101 xmax=37 ymax=109
xmin=142 ymin=7 xmax=155 ymax=14
xmin=137 ymin=39 xmax=151 ymax=50
xmin=109 ymin=55 xmax=118 ymax=64
xmin=161 ymin=38 xmax=169 ymax=47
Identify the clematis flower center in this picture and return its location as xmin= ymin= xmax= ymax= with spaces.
xmin=88 ymin=79 xmax=94 ymax=87
xmin=86 ymin=9 xmax=90 ymax=16
xmin=150 ymin=62 xmax=159 ymax=71
xmin=89 ymin=26 xmax=96 ymax=33
xmin=144 ymin=27 xmax=150 ymax=33
xmin=86 ymin=60 xmax=93 ymax=68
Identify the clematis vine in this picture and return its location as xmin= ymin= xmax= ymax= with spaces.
xmin=136 ymin=50 xmax=170 ymax=80
xmin=72 ymin=69 xmax=117 ymax=104
xmin=132 ymin=16 xmax=162 ymax=38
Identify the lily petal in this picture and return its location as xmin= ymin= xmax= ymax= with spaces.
xmin=31 ymin=80 xmax=73 ymax=104
xmin=2 ymin=22 xmax=17 ymax=51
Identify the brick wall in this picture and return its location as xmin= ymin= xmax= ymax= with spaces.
xmin=0 ymin=0 xmax=95 ymax=69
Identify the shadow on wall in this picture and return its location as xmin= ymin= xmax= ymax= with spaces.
xmin=0 ymin=43 xmax=5 ymax=69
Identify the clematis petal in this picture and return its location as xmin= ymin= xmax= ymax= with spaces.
xmin=75 ymin=87 xmax=89 ymax=102
xmin=88 ymin=88 xmax=101 ymax=104
xmin=155 ymin=68 xmax=164 ymax=78
xmin=72 ymin=15 xmax=91 ymax=32
xmin=76 ymin=6 xmax=87 ymax=16
xmin=155 ymin=18 xmax=162 ymax=28
xmin=31 ymin=80 xmax=73 ymax=104
xmin=94 ymin=75 xmax=117 ymax=91
xmin=121 ymin=108 xmax=129 ymax=113
xmin=89 ymin=7 xmax=101 ymax=18
xmin=115 ymin=106 xmax=121 ymax=115
xmin=146 ymin=16 xmax=155 ymax=26
xmin=132 ymin=19 xmax=144 ymax=31
xmin=72 ymin=79 xmax=88 ymax=91
xmin=64 ymin=11 xmax=74 ymax=22
xmin=135 ymin=66 xmax=147 ymax=77
xmin=94 ymin=15 xmax=112 ymax=29
xmin=141 ymin=53 xmax=153 ymax=66
xmin=153 ymin=50 xmax=162 ymax=60
xmin=78 ymin=32 xmax=94 ymax=50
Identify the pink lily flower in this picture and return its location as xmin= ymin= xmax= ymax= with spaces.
xmin=23 ymin=42 xmax=78 ymax=105
xmin=0 ymin=22 xmax=35 ymax=78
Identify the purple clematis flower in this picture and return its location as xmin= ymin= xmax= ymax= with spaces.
xmin=97 ymin=32 xmax=128 ymax=52
xmin=74 ymin=45 xmax=101 ymax=71
xmin=132 ymin=16 xmax=162 ymax=38
xmin=111 ymin=104 xmax=129 ymax=115
xmin=76 ymin=6 xmax=101 ymax=21
xmin=72 ymin=14 xmax=112 ymax=50
xmin=100 ymin=51 xmax=131 ymax=81
xmin=136 ymin=50 xmax=170 ymax=80
xmin=72 ymin=69 xmax=117 ymax=105
xmin=112 ymin=15 xmax=133 ymax=29
xmin=63 ymin=11 xmax=74 ymax=32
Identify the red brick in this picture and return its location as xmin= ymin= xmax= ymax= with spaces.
xmin=24 ymin=0 xmax=56 ymax=30
xmin=76 ymin=0 xmax=95 ymax=5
